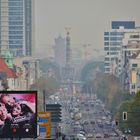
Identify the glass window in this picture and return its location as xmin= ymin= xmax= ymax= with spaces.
xmin=9 ymin=16 xmax=23 ymax=20
xmin=9 ymin=7 xmax=23 ymax=11
xmin=110 ymin=42 xmax=121 ymax=46
xmin=9 ymin=45 xmax=23 ymax=48
xmin=9 ymin=31 xmax=23 ymax=34
xmin=104 ymin=37 xmax=109 ymax=41
xmin=105 ymin=63 xmax=110 ymax=66
xmin=110 ymin=37 xmax=117 ymax=41
xmin=104 ymin=47 xmax=109 ymax=51
xmin=9 ymin=12 xmax=23 ymax=15
xmin=9 ymin=21 xmax=23 ymax=25
xmin=105 ymin=68 xmax=110 ymax=71
xmin=9 ymin=36 xmax=23 ymax=39
xmin=105 ymin=57 xmax=110 ymax=61
xmin=110 ymin=32 xmax=124 ymax=36
xmin=9 ymin=26 xmax=23 ymax=30
xmin=9 ymin=40 xmax=23 ymax=44
xmin=110 ymin=47 xmax=118 ymax=51
xmin=104 ymin=42 xmax=109 ymax=46
xmin=132 ymin=64 xmax=137 ymax=67
xmin=110 ymin=52 xmax=117 ymax=55
xmin=104 ymin=32 xmax=109 ymax=36
xmin=110 ymin=32 xmax=117 ymax=36
xmin=9 ymin=2 xmax=23 ymax=6
xmin=117 ymin=37 xmax=123 ymax=40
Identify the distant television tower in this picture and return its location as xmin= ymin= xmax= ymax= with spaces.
xmin=65 ymin=27 xmax=71 ymax=65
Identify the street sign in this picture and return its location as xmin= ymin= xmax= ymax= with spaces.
xmin=38 ymin=118 xmax=49 ymax=122
xmin=38 ymin=112 xmax=51 ymax=138
xmin=39 ymin=126 xmax=46 ymax=132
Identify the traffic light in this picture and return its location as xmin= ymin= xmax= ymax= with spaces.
xmin=115 ymin=120 xmax=119 ymax=126
xmin=46 ymin=104 xmax=62 ymax=122
xmin=122 ymin=112 xmax=127 ymax=121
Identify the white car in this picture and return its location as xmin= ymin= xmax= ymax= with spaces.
xmin=96 ymin=133 xmax=102 ymax=138
xmin=77 ymin=133 xmax=86 ymax=140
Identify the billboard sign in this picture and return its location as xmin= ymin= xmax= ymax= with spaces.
xmin=37 ymin=112 xmax=51 ymax=138
xmin=0 ymin=90 xmax=37 ymax=138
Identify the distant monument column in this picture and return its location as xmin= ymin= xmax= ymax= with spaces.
xmin=66 ymin=29 xmax=71 ymax=65
xmin=61 ymin=28 xmax=74 ymax=82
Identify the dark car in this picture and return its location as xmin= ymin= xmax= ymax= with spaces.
xmin=104 ymin=133 xmax=109 ymax=138
xmin=90 ymin=120 xmax=95 ymax=125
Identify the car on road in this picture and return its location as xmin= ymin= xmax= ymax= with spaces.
xmin=79 ymin=130 xmax=85 ymax=136
xmin=76 ymin=133 xmax=86 ymax=140
xmin=109 ymin=132 xmax=118 ymax=137
xmin=90 ymin=120 xmax=95 ymax=125
xmin=87 ymin=133 xmax=94 ymax=138
xmin=83 ymin=120 xmax=89 ymax=125
xmin=104 ymin=133 xmax=109 ymax=138
xmin=93 ymin=128 xmax=96 ymax=133
xmin=96 ymin=133 xmax=102 ymax=138
xmin=86 ymin=108 xmax=89 ymax=111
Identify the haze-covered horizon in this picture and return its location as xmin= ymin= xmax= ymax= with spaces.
xmin=34 ymin=0 xmax=140 ymax=58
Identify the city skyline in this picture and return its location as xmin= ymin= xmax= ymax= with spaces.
xmin=34 ymin=0 xmax=140 ymax=58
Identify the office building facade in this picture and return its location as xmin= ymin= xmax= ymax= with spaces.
xmin=0 ymin=0 xmax=34 ymax=57
xmin=104 ymin=21 xmax=135 ymax=74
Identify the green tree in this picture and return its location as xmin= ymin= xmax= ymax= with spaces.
xmin=39 ymin=58 xmax=61 ymax=80
xmin=30 ymin=76 xmax=60 ymax=111
xmin=115 ymin=91 xmax=140 ymax=135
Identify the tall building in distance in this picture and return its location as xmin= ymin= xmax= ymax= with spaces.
xmin=0 ymin=0 xmax=34 ymax=57
xmin=53 ymin=34 xmax=66 ymax=67
xmin=104 ymin=21 xmax=136 ymax=74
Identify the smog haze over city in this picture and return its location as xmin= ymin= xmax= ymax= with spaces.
xmin=35 ymin=0 xmax=140 ymax=58
xmin=1 ymin=0 xmax=140 ymax=139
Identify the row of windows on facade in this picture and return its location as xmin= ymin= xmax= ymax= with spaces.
xmin=104 ymin=32 xmax=124 ymax=36
xmin=7 ymin=7 xmax=23 ymax=10
xmin=9 ymin=26 xmax=23 ymax=30
xmin=104 ymin=57 xmax=120 ymax=61
xmin=9 ymin=17 xmax=23 ymax=20
xmin=1 ymin=21 xmax=23 ymax=25
xmin=0 ymin=39 xmax=23 ymax=42
xmin=105 ymin=63 xmax=121 ymax=67
xmin=1 ymin=8 xmax=23 ymax=12
xmin=9 ymin=36 xmax=23 ymax=39
xmin=0 ymin=36 xmax=23 ymax=39
xmin=0 ymin=26 xmax=23 ymax=30
xmin=9 ymin=21 xmax=23 ymax=25
xmin=104 ymin=47 xmax=120 ymax=51
xmin=104 ymin=37 xmax=123 ymax=41
xmin=8 ymin=3 xmax=23 ymax=7
xmin=0 ymin=43 xmax=23 ymax=48
xmin=0 ymin=12 xmax=23 ymax=15
xmin=105 ymin=68 xmax=121 ymax=73
xmin=9 ymin=31 xmax=23 ymax=34
xmin=104 ymin=42 xmax=122 ymax=46
xmin=105 ymin=52 xmax=118 ymax=55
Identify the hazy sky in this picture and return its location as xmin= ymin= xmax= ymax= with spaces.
xmin=35 ymin=0 xmax=140 ymax=57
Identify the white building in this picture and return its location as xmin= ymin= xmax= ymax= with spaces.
xmin=120 ymin=31 xmax=140 ymax=94
xmin=104 ymin=21 xmax=136 ymax=74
